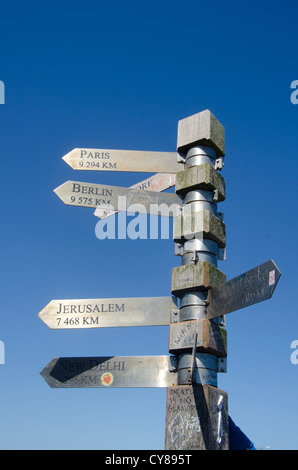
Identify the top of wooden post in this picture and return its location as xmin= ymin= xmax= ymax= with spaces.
xmin=177 ymin=109 xmax=225 ymax=157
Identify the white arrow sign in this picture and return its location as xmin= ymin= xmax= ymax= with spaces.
xmin=94 ymin=173 xmax=176 ymax=219
xmin=63 ymin=148 xmax=182 ymax=173
xmin=38 ymin=296 xmax=178 ymax=329
xmin=54 ymin=181 xmax=182 ymax=216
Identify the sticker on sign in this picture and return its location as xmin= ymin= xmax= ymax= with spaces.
xmin=269 ymin=270 xmax=275 ymax=286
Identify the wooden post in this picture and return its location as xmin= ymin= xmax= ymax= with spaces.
xmin=165 ymin=385 xmax=228 ymax=450
xmin=165 ymin=110 xmax=229 ymax=450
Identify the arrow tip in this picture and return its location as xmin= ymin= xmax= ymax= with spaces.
xmin=62 ymin=149 xmax=75 ymax=167
xmin=270 ymin=259 xmax=281 ymax=277
xmin=53 ymin=186 xmax=61 ymax=200
xmin=53 ymin=181 xmax=70 ymax=202
xmin=37 ymin=301 xmax=55 ymax=329
xmin=40 ymin=358 xmax=59 ymax=387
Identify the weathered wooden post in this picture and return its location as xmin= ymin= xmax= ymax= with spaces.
xmin=165 ymin=110 xmax=229 ymax=450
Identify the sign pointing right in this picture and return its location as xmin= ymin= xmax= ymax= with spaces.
xmin=94 ymin=173 xmax=176 ymax=219
xmin=207 ymin=259 xmax=281 ymax=320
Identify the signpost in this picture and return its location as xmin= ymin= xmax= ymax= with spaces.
xmin=40 ymin=109 xmax=281 ymax=450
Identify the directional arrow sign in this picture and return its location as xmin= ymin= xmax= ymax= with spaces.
xmin=62 ymin=148 xmax=182 ymax=173
xmin=206 ymin=259 xmax=281 ymax=320
xmin=94 ymin=173 xmax=176 ymax=219
xmin=54 ymin=181 xmax=182 ymax=216
xmin=38 ymin=296 xmax=178 ymax=329
xmin=41 ymin=356 xmax=178 ymax=388
xmin=40 ymin=354 xmax=224 ymax=388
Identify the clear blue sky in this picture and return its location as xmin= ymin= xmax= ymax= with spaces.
xmin=0 ymin=0 xmax=297 ymax=450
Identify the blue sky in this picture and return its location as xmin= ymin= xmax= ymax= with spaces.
xmin=0 ymin=0 xmax=298 ymax=450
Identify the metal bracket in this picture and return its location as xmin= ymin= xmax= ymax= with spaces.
xmin=213 ymin=189 xmax=219 ymax=202
xmin=174 ymin=243 xmax=184 ymax=256
xmin=169 ymin=355 xmax=178 ymax=372
xmin=190 ymin=250 xmax=199 ymax=264
xmin=187 ymin=368 xmax=193 ymax=384
xmin=217 ymin=212 xmax=224 ymax=222
xmin=215 ymin=158 xmax=224 ymax=170
xmin=170 ymin=309 xmax=179 ymax=324
xmin=218 ymin=357 xmax=227 ymax=373
xmin=204 ymin=291 xmax=210 ymax=308
xmin=177 ymin=154 xmax=186 ymax=164
xmin=218 ymin=247 xmax=226 ymax=261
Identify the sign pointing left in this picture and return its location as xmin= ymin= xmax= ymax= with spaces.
xmin=62 ymin=148 xmax=182 ymax=173
xmin=54 ymin=181 xmax=182 ymax=216
xmin=41 ymin=356 xmax=178 ymax=388
xmin=40 ymin=354 xmax=224 ymax=388
xmin=38 ymin=296 xmax=178 ymax=329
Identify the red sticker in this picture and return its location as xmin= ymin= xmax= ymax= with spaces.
xmin=101 ymin=372 xmax=114 ymax=386
xmin=269 ymin=270 xmax=275 ymax=286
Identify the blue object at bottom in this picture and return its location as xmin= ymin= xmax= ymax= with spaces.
xmin=229 ymin=416 xmax=255 ymax=450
